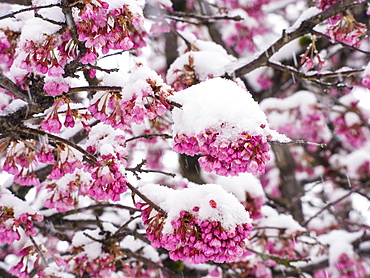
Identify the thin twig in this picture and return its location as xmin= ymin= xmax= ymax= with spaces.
xmin=16 ymin=125 xmax=98 ymax=164
xmin=125 ymin=133 xmax=172 ymax=142
xmin=0 ymin=3 xmax=60 ymax=21
xmin=28 ymin=233 xmax=49 ymax=268
xmin=67 ymin=86 xmax=123 ymax=94
xmin=269 ymin=139 xmax=327 ymax=149
xmin=311 ymin=29 xmax=370 ymax=56
xmin=303 ymin=188 xmax=359 ymax=227
xmin=45 ymin=203 xmax=140 ymax=221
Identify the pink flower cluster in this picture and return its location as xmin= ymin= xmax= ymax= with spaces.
xmin=314 ymin=0 xmax=339 ymax=10
xmin=363 ymin=74 xmax=370 ymax=90
xmin=88 ymin=80 xmax=172 ymax=130
xmin=173 ymin=128 xmax=271 ymax=176
xmin=84 ymin=153 xmax=128 ymax=201
xmin=10 ymin=245 xmax=67 ymax=278
xmin=43 ymin=179 xmax=79 ymax=212
xmin=326 ymin=14 xmax=367 ymax=48
xmin=264 ymin=235 xmax=300 ymax=260
xmin=300 ymin=39 xmax=325 ymax=72
xmin=170 ymin=55 xmax=197 ymax=91
xmin=49 ymin=144 xmax=83 ymax=180
xmin=2 ymin=139 xmax=54 ymax=186
xmin=0 ymin=207 xmax=43 ymax=244
xmin=20 ymin=34 xmax=66 ymax=76
xmin=224 ymin=22 xmax=259 ymax=53
xmin=41 ymin=96 xmax=82 ymax=133
xmin=0 ymin=29 xmax=18 ymax=71
xmin=138 ymin=203 xmax=253 ymax=264
xmin=242 ymin=193 xmax=265 ymax=220
xmin=76 ymin=1 xmax=146 ymax=64
xmin=314 ymin=253 xmax=367 ymax=278
xmin=43 ymin=80 xmax=70 ymax=96
xmin=69 ymin=252 xmax=117 ymax=278
xmin=332 ymin=113 xmax=368 ymax=148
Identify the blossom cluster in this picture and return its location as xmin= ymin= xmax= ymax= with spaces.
xmin=0 ymin=188 xmax=43 ymax=245
xmin=68 ymin=225 xmax=123 ymax=278
xmin=0 ymin=28 xmax=18 ymax=71
xmin=84 ymin=153 xmax=128 ymax=201
xmin=173 ymin=128 xmax=271 ymax=176
xmin=314 ymin=253 xmax=367 ymax=278
xmin=9 ymin=244 xmax=67 ymax=278
xmin=330 ymin=94 xmax=370 ymax=150
xmin=16 ymin=0 xmax=147 ymax=80
xmin=76 ymin=1 xmax=146 ymax=65
xmin=0 ymin=207 xmax=43 ymax=245
xmin=326 ymin=13 xmax=367 ymax=48
xmin=43 ymin=174 xmax=80 ymax=212
xmin=331 ymin=112 xmax=368 ymax=148
xmin=242 ymin=193 xmax=265 ymax=220
xmin=218 ymin=0 xmax=270 ymax=54
xmin=314 ymin=0 xmax=367 ymax=48
xmin=88 ymin=66 xmax=173 ymax=130
xmin=2 ymin=139 xmax=54 ymax=186
xmin=138 ymin=202 xmax=252 ymax=264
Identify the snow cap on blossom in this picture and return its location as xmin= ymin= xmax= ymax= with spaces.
xmin=260 ymin=90 xmax=332 ymax=144
xmin=309 ymin=230 xmax=366 ymax=277
xmin=69 ymin=223 xmax=122 ymax=278
xmin=0 ymin=187 xmax=43 ymax=244
xmin=169 ymin=77 xmax=289 ymax=176
xmin=166 ymin=42 xmax=236 ymax=90
xmin=138 ymin=183 xmax=253 ymax=264
xmin=215 ymin=173 xmax=266 ymax=219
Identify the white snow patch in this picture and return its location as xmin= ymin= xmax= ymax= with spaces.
xmin=139 ymin=183 xmax=252 ymax=234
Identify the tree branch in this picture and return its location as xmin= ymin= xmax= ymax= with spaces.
xmin=0 ymin=0 xmax=31 ymax=6
xmin=0 ymin=72 xmax=29 ymax=101
xmin=234 ymin=0 xmax=365 ymax=77
xmin=126 ymin=182 xmax=167 ymax=217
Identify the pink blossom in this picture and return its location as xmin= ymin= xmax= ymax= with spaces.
xmin=140 ymin=204 xmax=253 ymax=264
xmin=173 ymin=129 xmax=271 ymax=176
xmin=84 ymin=154 xmax=128 ymax=201
xmin=43 ymin=81 xmax=70 ymax=96
xmin=362 ymin=74 xmax=370 ymax=90
xmin=0 ymin=206 xmax=43 ymax=245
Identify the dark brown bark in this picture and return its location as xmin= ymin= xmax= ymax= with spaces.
xmin=0 ymin=0 xmax=31 ymax=5
xmin=271 ymin=144 xmax=304 ymax=224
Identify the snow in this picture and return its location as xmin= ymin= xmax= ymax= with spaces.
xmin=0 ymin=187 xmax=38 ymax=218
xmin=257 ymin=206 xmax=305 ymax=236
xmin=0 ymin=99 xmax=27 ymax=115
xmin=260 ymin=90 xmax=317 ymax=116
xmin=19 ymin=18 xmax=61 ymax=42
xmin=169 ymin=77 xmax=273 ymax=140
xmin=287 ymin=7 xmax=321 ymax=33
xmin=344 ymin=111 xmax=360 ymax=126
xmin=166 ymin=49 xmax=236 ymax=85
xmin=139 ymin=183 xmax=252 ymax=233
xmin=215 ymin=172 xmax=265 ymax=201
xmin=121 ymin=235 xmax=161 ymax=262
xmin=318 ymin=230 xmax=363 ymax=264
xmin=32 ymin=0 xmax=65 ymax=23
xmin=71 ymin=223 xmax=118 ymax=260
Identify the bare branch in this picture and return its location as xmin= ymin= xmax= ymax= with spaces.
xmin=125 ymin=133 xmax=173 ymax=142
xmin=0 ymin=3 xmax=60 ymax=21
xmin=0 ymin=72 xmax=29 ymax=101
xmin=302 ymin=188 xmax=360 ymax=227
